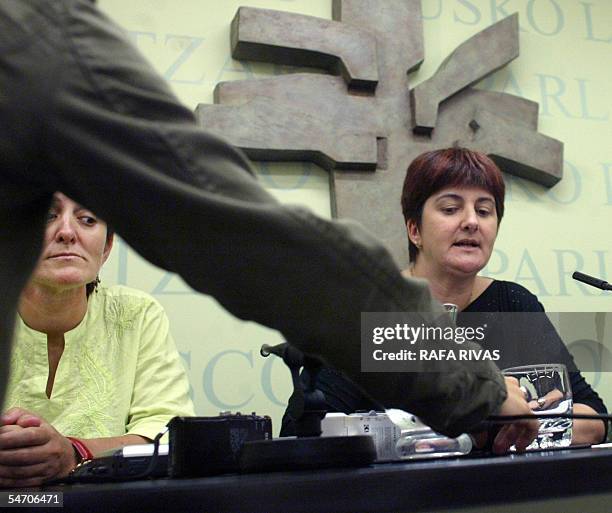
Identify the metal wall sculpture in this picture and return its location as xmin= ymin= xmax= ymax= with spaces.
xmin=196 ymin=0 xmax=564 ymax=266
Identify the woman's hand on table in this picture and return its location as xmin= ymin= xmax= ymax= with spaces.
xmin=0 ymin=407 xmax=77 ymax=487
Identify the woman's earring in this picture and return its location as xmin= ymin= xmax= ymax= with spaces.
xmin=93 ymin=275 xmax=101 ymax=293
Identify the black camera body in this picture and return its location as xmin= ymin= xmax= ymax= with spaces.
xmin=168 ymin=412 xmax=272 ymax=477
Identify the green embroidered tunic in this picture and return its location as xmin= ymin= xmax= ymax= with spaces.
xmin=6 ymin=286 xmax=194 ymax=440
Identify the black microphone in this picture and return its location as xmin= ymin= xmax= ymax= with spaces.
xmin=572 ymin=271 xmax=612 ymax=291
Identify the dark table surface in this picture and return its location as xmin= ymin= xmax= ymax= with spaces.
xmin=17 ymin=446 xmax=612 ymax=513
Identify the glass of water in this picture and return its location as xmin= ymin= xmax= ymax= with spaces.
xmin=502 ymin=364 xmax=572 ymax=450
xmin=442 ymin=303 xmax=458 ymax=323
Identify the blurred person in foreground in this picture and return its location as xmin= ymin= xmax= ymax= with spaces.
xmin=0 ymin=1 xmax=537 ymax=486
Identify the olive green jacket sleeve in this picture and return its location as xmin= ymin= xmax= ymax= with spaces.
xmin=0 ymin=0 xmax=505 ymax=436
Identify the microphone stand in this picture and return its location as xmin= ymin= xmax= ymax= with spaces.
xmin=238 ymin=343 xmax=377 ymax=472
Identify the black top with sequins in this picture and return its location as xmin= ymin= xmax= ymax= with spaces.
xmin=281 ymin=280 xmax=607 ymax=438
xmin=463 ymin=280 xmax=607 ymax=417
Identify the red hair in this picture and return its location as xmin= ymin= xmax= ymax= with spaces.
xmin=401 ymin=148 xmax=505 ymax=262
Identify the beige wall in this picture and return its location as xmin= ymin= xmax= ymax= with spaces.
xmin=97 ymin=0 xmax=612 ymax=432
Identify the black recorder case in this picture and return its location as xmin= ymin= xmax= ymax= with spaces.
xmin=168 ymin=413 xmax=272 ymax=477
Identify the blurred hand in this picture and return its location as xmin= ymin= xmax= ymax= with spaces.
xmin=0 ymin=408 xmax=77 ymax=487
xmin=492 ymin=377 xmax=539 ymax=454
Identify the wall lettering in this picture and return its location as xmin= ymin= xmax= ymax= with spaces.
xmin=554 ymin=249 xmax=599 ymax=296
xmin=603 ymin=163 xmax=612 ymax=205
xmin=116 ymin=239 xmax=129 ymax=285
xmin=581 ymin=1 xmax=612 ymax=43
xmin=537 ymin=73 xmax=575 ymax=118
xmin=505 ymin=174 xmax=547 ymax=203
xmin=202 ymin=350 xmax=254 ymax=409
xmin=127 ymin=30 xmax=156 ymax=47
xmin=484 ymin=249 xmax=611 ymax=297
xmin=422 ymin=0 xmax=443 ymax=19
xmin=199 ymin=349 xmax=289 ymax=409
xmin=546 ymin=161 xmax=581 ymax=205
xmin=128 ymin=31 xmax=208 ymax=84
xmin=482 ymin=72 xmax=607 ymax=122
xmin=499 ymin=69 xmax=524 ymax=97
xmin=577 ymin=78 xmax=610 ymax=121
xmin=163 ymin=34 xmax=207 ymax=85
xmin=481 ymin=248 xmax=510 ymax=276
xmin=594 ymin=250 xmax=609 ymax=281
xmin=526 ymin=0 xmax=564 ymax=36
xmin=261 ymin=356 xmax=289 ymax=406
xmin=490 ymin=0 xmax=513 ymax=23
xmin=214 ymin=56 xmax=257 ymax=83
xmin=152 ymin=273 xmax=194 ymax=295
xmin=516 ymin=249 xmax=551 ymax=296
xmin=422 ymin=0 xmax=612 ymax=42
xmin=179 ymin=350 xmax=195 ymax=401
xmin=454 ymin=0 xmax=482 ymax=25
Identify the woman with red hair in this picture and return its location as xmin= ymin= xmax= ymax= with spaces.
xmin=282 ymin=148 xmax=606 ymax=446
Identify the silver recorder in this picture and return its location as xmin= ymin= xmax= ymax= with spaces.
xmin=321 ymin=410 xmax=472 ymax=461
xmin=321 ymin=411 xmax=423 ymax=461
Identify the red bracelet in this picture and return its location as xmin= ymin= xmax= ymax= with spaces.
xmin=66 ymin=436 xmax=94 ymax=463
